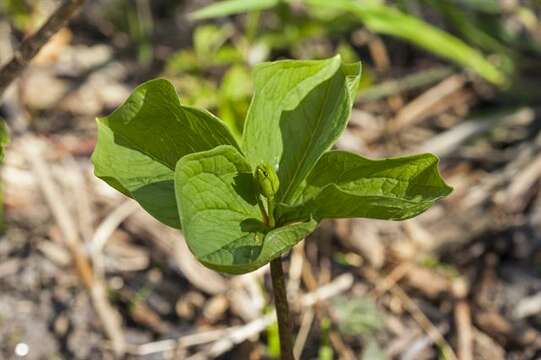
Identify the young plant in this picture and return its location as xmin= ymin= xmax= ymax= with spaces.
xmin=92 ymin=55 xmax=452 ymax=359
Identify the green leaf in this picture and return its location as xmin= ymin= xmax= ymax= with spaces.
xmin=219 ymin=65 xmax=253 ymax=139
xmin=266 ymin=320 xmax=281 ymax=358
xmin=92 ymin=79 xmax=238 ymax=228
xmin=190 ymin=0 xmax=280 ymax=20
xmin=93 ymin=120 xmax=180 ymax=228
xmin=97 ymin=78 xmax=239 ymax=170
xmin=304 ymin=0 xmax=507 ymax=85
xmin=92 ymin=59 xmax=453 ymax=276
xmin=242 ymin=55 xmax=361 ymax=204
xmin=175 ymin=145 xmax=316 ymax=274
xmin=0 ymin=120 xmax=8 ymax=162
xmin=277 ymin=151 xmax=452 ymax=223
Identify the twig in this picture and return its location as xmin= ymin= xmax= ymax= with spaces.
xmin=364 ymin=268 xmax=458 ymax=360
xmin=504 ymin=154 xmax=541 ymax=212
xmin=416 ymin=107 xmax=534 ymax=157
xmin=63 ymin=158 xmax=94 ymax=243
xmin=202 ymin=313 xmax=276 ymax=359
xmin=124 ymin=212 xmax=228 ymax=295
xmin=22 ymin=137 xmax=126 ymax=357
xmin=369 ymin=262 xmax=411 ymax=298
xmin=402 ymin=324 xmax=450 ymax=360
xmin=392 ymin=284 xmax=457 ymax=360
xmin=368 ymin=34 xmax=390 ymax=72
xmin=293 ymin=309 xmax=314 ymax=359
xmin=455 ymin=302 xmax=473 ymax=360
xmin=91 ymin=200 xmax=138 ymax=253
xmin=23 ymin=138 xmax=92 ymax=287
xmin=358 ymin=67 xmax=454 ymax=102
xmin=287 ymin=243 xmax=304 ymax=299
xmin=90 ymin=199 xmax=139 ymax=275
xmin=91 ymin=283 xmax=127 ymax=357
xmin=202 ymin=273 xmax=354 ymax=359
xmin=472 ymin=328 xmax=505 ymax=360
xmin=132 ymin=273 xmax=354 ymax=357
xmin=385 ymin=328 xmax=422 ymax=358
xmin=231 ymin=271 xmax=266 ymax=321
xmin=300 ymin=273 xmax=354 ymax=307
xmin=389 ymin=74 xmax=466 ymax=132
xmin=133 ymin=329 xmax=229 ymax=356
xmin=329 ymin=330 xmax=356 ymax=360
xmin=173 ymin=229 xmax=228 ymax=295
xmin=300 ymin=256 xmax=356 ymax=359
xmin=453 ymin=279 xmax=473 ymax=360
xmin=270 ymin=257 xmax=294 ymax=360
xmin=0 ymin=0 xmax=86 ymax=99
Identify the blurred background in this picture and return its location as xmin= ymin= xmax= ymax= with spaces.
xmin=0 ymin=0 xmax=540 ymax=359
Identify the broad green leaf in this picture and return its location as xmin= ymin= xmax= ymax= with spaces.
xmin=92 ymin=79 xmax=238 ymax=228
xmin=175 ymin=145 xmax=316 ymax=274
xmin=277 ymin=151 xmax=452 ymax=223
xmin=244 ymin=219 xmax=316 ymax=274
xmin=92 ymin=59 xmax=454 ymax=276
xmin=93 ymin=120 xmax=180 ymax=228
xmin=242 ymin=55 xmax=362 ymax=204
xmin=304 ymin=0 xmax=506 ymax=85
xmin=190 ymin=0 xmax=280 ymax=20
xmin=97 ymin=78 xmax=238 ymax=170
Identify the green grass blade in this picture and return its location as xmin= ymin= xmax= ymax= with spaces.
xmin=305 ymin=0 xmax=507 ymax=85
xmin=190 ymin=0 xmax=279 ymax=20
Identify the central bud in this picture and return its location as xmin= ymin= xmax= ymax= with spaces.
xmin=255 ymin=163 xmax=279 ymax=199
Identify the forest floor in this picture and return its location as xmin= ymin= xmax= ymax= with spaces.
xmin=1 ymin=1 xmax=541 ymax=359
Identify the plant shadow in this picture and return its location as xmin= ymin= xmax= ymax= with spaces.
xmin=131 ymin=179 xmax=181 ymax=228
xmin=232 ymin=172 xmax=259 ymax=206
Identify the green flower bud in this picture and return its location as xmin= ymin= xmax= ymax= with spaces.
xmin=255 ymin=163 xmax=279 ymax=199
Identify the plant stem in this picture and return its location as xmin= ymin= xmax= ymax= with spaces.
xmin=0 ymin=0 xmax=86 ymax=99
xmin=262 ymin=195 xmax=293 ymax=359
xmin=258 ymin=198 xmax=269 ymax=226
xmin=270 ymin=256 xmax=294 ymax=360
xmin=267 ymin=197 xmax=276 ymax=228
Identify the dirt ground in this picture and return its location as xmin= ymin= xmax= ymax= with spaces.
xmin=1 ymin=1 xmax=541 ymax=359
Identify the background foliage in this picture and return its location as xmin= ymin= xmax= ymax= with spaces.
xmin=0 ymin=0 xmax=540 ymax=358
